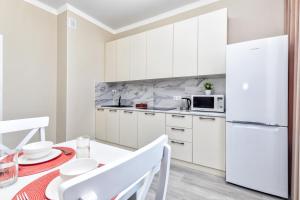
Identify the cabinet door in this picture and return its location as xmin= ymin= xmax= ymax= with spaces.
xmin=120 ymin=110 xmax=138 ymax=148
xmin=138 ymin=112 xmax=166 ymax=147
xmin=193 ymin=116 xmax=225 ymax=171
xmin=117 ymin=37 xmax=131 ymax=81
xmin=131 ymin=33 xmax=147 ymax=80
xmin=95 ymin=108 xmax=107 ymax=141
xmin=106 ymin=109 xmax=120 ymax=144
xmin=198 ymin=8 xmax=227 ymax=75
xmin=173 ymin=17 xmax=198 ymax=77
xmin=105 ymin=41 xmax=117 ymax=82
xmin=147 ymin=25 xmax=173 ymax=79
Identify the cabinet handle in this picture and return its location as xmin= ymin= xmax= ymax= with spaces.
xmin=172 ymin=115 xmax=185 ymax=118
xmin=109 ymin=109 xmax=117 ymax=112
xmin=124 ymin=111 xmax=133 ymax=114
xmin=170 ymin=141 xmax=185 ymax=145
xmin=171 ymin=128 xmax=185 ymax=132
xmin=199 ymin=117 xmax=215 ymax=120
xmin=97 ymin=108 xmax=104 ymax=111
xmin=145 ymin=112 xmax=155 ymax=116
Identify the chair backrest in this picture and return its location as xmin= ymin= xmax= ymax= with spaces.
xmin=59 ymin=135 xmax=171 ymax=200
xmin=0 ymin=117 xmax=49 ymax=153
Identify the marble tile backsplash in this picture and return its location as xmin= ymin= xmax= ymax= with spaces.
xmin=95 ymin=77 xmax=225 ymax=108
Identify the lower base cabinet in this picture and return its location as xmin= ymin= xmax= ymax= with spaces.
xmin=138 ymin=112 xmax=166 ymax=147
xmin=106 ymin=109 xmax=120 ymax=144
xmin=169 ymin=139 xmax=193 ymax=162
xmin=95 ymin=108 xmax=107 ymax=141
xmin=119 ymin=110 xmax=138 ymax=148
xmin=95 ymin=108 xmax=226 ymax=172
xmin=193 ymin=116 xmax=226 ymax=171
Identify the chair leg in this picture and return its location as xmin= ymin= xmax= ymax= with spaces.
xmin=40 ymin=127 xmax=45 ymax=141
xmin=155 ymin=144 xmax=171 ymax=200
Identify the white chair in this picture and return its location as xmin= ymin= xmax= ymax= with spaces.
xmin=59 ymin=135 xmax=171 ymax=200
xmin=0 ymin=117 xmax=49 ymax=154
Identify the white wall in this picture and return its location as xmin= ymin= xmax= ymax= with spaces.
xmin=0 ymin=0 xmax=57 ymax=147
xmin=66 ymin=11 xmax=113 ymax=140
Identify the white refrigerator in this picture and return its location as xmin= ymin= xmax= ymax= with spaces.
xmin=226 ymin=35 xmax=288 ymax=198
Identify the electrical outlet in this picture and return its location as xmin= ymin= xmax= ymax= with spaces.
xmin=173 ymin=96 xmax=182 ymax=101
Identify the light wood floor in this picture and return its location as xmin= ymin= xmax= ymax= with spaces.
xmin=146 ymin=162 xmax=285 ymax=200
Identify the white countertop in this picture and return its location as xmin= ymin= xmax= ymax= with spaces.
xmin=96 ymin=106 xmax=226 ymax=118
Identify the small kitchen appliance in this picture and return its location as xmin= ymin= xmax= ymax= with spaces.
xmin=191 ymin=95 xmax=224 ymax=112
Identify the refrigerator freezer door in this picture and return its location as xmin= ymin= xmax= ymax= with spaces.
xmin=226 ymin=35 xmax=288 ymax=126
xmin=226 ymin=122 xmax=288 ymax=198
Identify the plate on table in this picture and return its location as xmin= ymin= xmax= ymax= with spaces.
xmin=18 ymin=149 xmax=62 ymax=165
xmin=45 ymin=176 xmax=62 ymax=200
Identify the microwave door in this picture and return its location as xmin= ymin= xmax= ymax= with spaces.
xmin=193 ymin=97 xmax=215 ymax=111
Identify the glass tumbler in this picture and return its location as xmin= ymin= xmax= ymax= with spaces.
xmin=76 ymin=136 xmax=90 ymax=158
xmin=0 ymin=150 xmax=18 ymax=188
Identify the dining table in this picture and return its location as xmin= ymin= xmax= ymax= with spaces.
xmin=0 ymin=140 xmax=132 ymax=200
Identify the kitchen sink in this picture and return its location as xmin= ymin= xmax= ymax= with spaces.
xmin=101 ymin=105 xmax=133 ymax=108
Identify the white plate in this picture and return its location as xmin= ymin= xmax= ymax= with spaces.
xmin=45 ymin=176 xmax=62 ymax=200
xmin=18 ymin=149 xmax=62 ymax=165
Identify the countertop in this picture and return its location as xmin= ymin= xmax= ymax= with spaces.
xmin=96 ymin=106 xmax=226 ymax=118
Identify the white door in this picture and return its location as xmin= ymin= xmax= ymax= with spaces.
xmin=120 ymin=110 xmax=138 ymax=148
xmin=193 ymin=116 xmax=225 ymax=170
xmin=116 ymin=37 xmax=131 ymax=81
xmin=131 ymin=33 xmax=147 ymax=80
xmin=138 ymin=112 xmax=166 ymax=147
xmin=198 ymin=8 xmax=227 ymax=75
xmin=0 ymin=35 xmax=2 ymax=144
xmin=105 ymin=41 xmax=117 ymax=82
xmin=147 ymin=25 xmax=173 ymax=79
xmin=95 ymin=108 xmax=107 ymax=141
xmin=226 ymin=36 xmax=288 ymax=126
xmin=106 ymin=109 xmax=119 ymax=144
xmin=173 ymin=17 xmax=198 ymax=77
xmin=226 ymin=122 xmax=288 ymax=198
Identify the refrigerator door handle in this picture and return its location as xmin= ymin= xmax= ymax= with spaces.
xmin=228 ymin=120 xmax=281 ymax=127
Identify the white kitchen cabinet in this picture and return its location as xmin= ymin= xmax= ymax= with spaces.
xmin=138 ymin=112 xmax=166 ymax=147
xmin=105 ymin=41 xmax=117 ymax=82
xmin=146 ymin=25 xmax=173 ymax=79
xmin=173 ymin=17 xmax=198 ymax=77
xmin=166 ymin=127 xmax=192 ymax=143
xmin=120 ymin=110 xmax=138 ymax=148
xmin=106 ymin=109 xmax=120 ymax=144
xmin=166 ymin=114 xmax=192 ymax=128
xmin=198 ymin=8 xmax=227 ymax=75
xmin=193 ymin=116 xmax=226 ymax=171
xmin=117 ymin=37 xmax=131 ymax=81
xmin=95 ymin=108 xmax=107 ymax=141
xmin=130 ymin=33 xmax=147 ymax=80
xmin=169 ymin=139 xmax=193 ymax=162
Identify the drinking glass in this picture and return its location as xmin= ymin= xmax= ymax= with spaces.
xmin=76 ymin=136 xmax=90 ymax=158
xmin=0 ymin=150 xmax=18 ymax=188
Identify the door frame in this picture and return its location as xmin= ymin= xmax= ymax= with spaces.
xmin=0 ymin=34 xmax=3 ymax=143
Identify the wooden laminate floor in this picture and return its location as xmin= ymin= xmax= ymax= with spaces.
xmin=146 ymin=162 xmax=285 ymax=200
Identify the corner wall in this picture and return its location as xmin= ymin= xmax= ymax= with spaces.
xmin=56 ymin=11 xmax=114 ymax=141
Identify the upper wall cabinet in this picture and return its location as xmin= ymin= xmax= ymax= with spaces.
xmin=130 ymin=33 xmax=147 ymax=80
xmin=198 ymin=8 xmax=227 ymax=75
xmin=116 ymin=37 xmax=131 ymax=81
xmin=105 ymin=41 xmax=117 ymax=82
xmin=146 ymin=24 xmax=173 ymax=79
xmin=104 ymin=8 xmax=227 ymax=82
xmin=173 ymin=17 xmax=198 ymax=77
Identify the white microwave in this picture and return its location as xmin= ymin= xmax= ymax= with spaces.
xmin=191 ymin=95 xmax=225 ymax=113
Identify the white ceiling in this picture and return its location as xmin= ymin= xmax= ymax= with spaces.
xmin=34 ymin=0 xmax=215 ymax=30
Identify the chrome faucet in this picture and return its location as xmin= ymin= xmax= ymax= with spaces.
xmin=118 ymin=96 xmax=122 ymax=107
